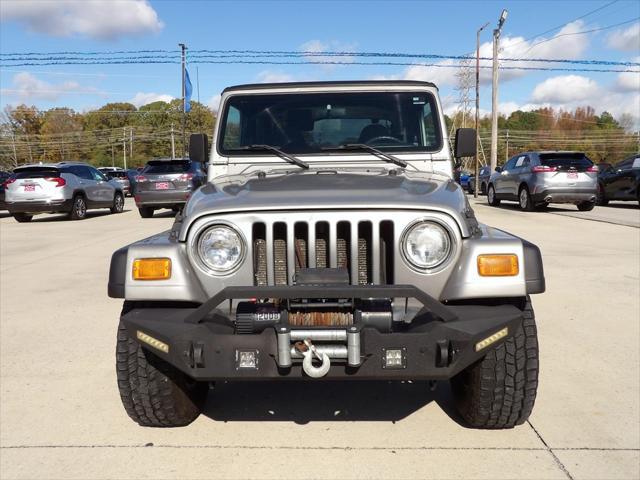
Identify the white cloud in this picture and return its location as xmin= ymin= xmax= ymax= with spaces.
xmin=607 ymin=23 xmax=640 ymax=52
xmin=207 ymin=94 xmax=222 ymax=111
xmin=256 ymin=70 xmax=295 ymax=83
xmin=531 ymin=75 xmax=599 ymax=103
xmin=0 ymin=0 xmax=163 ymax=40
xmin=0 ymin=72 xmax=101 ymax=102
xmin=129 ymin=92 xmax=173 ymax=107
xmin=615 ymin=56 xmax=640 ymax=92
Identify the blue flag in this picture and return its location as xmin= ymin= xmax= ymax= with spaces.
xmin=185 ymin=69 xmax=193 ymax=113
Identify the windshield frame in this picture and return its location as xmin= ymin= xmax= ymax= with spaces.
xmin=216 ymin=90 xmax=444 ymax=158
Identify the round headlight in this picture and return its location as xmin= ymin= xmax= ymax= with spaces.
xmin=197 ymin=225 xmax=244 ymax=273
xmin=402 ymin=221 xmax=451 ymax=269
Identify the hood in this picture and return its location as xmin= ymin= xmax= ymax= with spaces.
xmin=180 ymin=170 xmax=476 ymax=239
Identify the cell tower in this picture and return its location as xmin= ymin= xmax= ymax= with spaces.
xmin=452 ymin=55 xmax=475 ymax=170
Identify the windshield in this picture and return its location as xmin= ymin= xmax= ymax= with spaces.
xmin=143 ymin=160 xmax=191 ymax=174
xmin=539 ymin=153 xmax=592 ymax=171
xmin=219 ymin=92 xmax=442 ymax=155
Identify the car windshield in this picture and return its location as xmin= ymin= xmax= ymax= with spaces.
xmin=143 ymin=160 xmax=190 ymax=174
xmin=219 ymin=91 xmax=442 ymax=155
xmin=539 ymin=153 xmax=592 ymax=171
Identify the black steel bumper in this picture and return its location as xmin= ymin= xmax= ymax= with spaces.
xmin=121 ymin=285 xmax=524 ymax=381
xmin=6 ymin=199 xmax=72 ymax=214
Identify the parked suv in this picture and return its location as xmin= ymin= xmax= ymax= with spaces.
xmin=99 ymin=167 xmax=131 ymax=196
xmin=468 ymin=165 xmax=491 ymax=195
xmin=109 ymin=81 xmax=545 ymax=430
xmin=0 ymin=171 xmax=13 ymax=210
xmin=487 ymin=151 xmax=598 ymax=211
xmin=597 ymin=154 xmax=640 ymax=206
xmin=4 ymin=162 xmax=124 ymax=222
xmin=134 ymin=158 xmax=206 ymax=218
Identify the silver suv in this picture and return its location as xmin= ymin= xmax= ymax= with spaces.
xmin=4 ymin=162 xmax=125 ymax=222
xmin=487 ymin=151 xmax=598 ymax=211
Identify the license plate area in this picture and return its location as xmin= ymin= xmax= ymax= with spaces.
xmin=24 ymin=185 xmax=36 ymax=192
xmin=155 ymin=182 xmax=171 ymax=190
xmin=567 ymin=172 xmax=578 ymax=179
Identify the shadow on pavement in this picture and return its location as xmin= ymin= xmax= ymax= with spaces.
xmin=28 ymin=209 xmax=132 ymax=222
xmin=203 ymin=380 xmax=465 ymax=425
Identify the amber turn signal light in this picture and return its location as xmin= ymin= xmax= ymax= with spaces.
xmin=132 ymin=258 xmax=171 ymax=280
xmin=477 ymin=254 xmax=519 ymax=276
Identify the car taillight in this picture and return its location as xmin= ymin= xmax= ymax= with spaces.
xmin=45 ymin=177 xmax=66 ymax=187
xmin=532 ymin=165 xmax=557 ymax=173
xmin=135 ymin=175 xmax=148 ymax=182
xmin=587 ymin=165 xmax=598 ymax=173
xmin=179 ymin=173 xmax=194 ymax=181
xmin=2 ymin=177 xmax=16 ymax=188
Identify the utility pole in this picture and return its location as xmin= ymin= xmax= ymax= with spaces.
xmin=196 ymin=66 xmax=200 ymax=104
xmin=505 ymin=129 xmax=509 ymax=161
xmin=179 ymin=43 xmax=187 ymax=157
xmin=111 ymin=139 xmax=115 ymax=168
xmin=129 ymin=126 xmax=133 ymax=162
xmin=170 ymin=124 xmax=176 ymax=159
xmin=475 ymin=21 xmax=490 ymax=198
xmin=490 ymin=9 xmax=508 ymax=174
xmin=11 ymin=132 xmax=18 ymax=167
xmin=122 ymin=126 xmax=127 ymax=170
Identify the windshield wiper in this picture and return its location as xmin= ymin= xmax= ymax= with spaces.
xmin=240 ymin=144 xmax=309 ymax=170
xmin=323 ymin=144 xmax=408 ymax=168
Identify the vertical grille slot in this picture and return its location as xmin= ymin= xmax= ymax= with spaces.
xmin=337 ymin=221 xmax=350 ymax=271
xmin=380 ymin=220 xmax=394 ymax=285
xmin=294 ymin=222 xmax=308 ymax=275
xmin=252 ymin=223 xmax=267 ymax=286
xmin=315 ymin=221 xmax=329 ymax=268
xmin=273 ymin=223 xmax=288 ymax=286
xmin=358 ymin=221 xmax=372 ymax=285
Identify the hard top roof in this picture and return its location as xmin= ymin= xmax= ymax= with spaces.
xmin=222 ymin=80 xmax=438 ymax=93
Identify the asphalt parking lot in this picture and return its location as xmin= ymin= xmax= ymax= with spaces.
xmin=0 ymin=198 xmax=638 ymax=480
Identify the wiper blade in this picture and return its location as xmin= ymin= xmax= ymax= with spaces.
xmin=241 ymin=144 xmax=309 ymax=170
xmin=325 ymin=143 xmax=407 ymax=168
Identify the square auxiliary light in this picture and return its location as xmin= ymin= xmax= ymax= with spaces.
xmin=235 ymin=349 xmax=259 ymax=370
xmin=382 ymin=348 xmax=406 ymax=369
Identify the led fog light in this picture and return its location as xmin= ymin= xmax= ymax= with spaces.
xmin=382 ymin=348 xmax=406 ymax=369
xmin=236 ymin=350 xmax=259 ymax=369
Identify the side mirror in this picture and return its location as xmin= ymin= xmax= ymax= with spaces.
xmin=495 ymin=166 xmax=503 ymax=173
xmin=189 ymin=133 xmax=209 ymax=164
xmin=454 ymin=128 xmax=477 ymax=159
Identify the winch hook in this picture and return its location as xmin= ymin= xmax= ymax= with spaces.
xmin=294 ymin=339 xmax=331 ymax=378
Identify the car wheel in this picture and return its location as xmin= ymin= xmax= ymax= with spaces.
xmin=13 ymin=213 xmax=33 ymax=223
xmin=116 ymin=305 xmax=207 ymax=427
xmin=518 ymin=186 xmax=535 ymax=212
xmin=487 ymin=185 xmax=500 ymax=206
xmin=577 ymin=201 xmax=595 ymax=212
xmin=111 ymin=192 xmax=124 ymax=214
xmin=69 ymin=195 xmax=87 ymax=220
xmin=451 ymin=297 xmax=539 ymax=429
xmin=596 ymin=184 xmax=608 ymax=206
xmin=138 ymin=207 xmax=154 ymax=218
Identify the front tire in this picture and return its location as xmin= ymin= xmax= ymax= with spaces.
xmin=13 ymin=213 xmax=33 ymax=223
xmin=69 ymin=195 xmax=87 ymax=220
xmin=111 ymin=192 xmax=124 ymax=214
xmin=138 ymin=207 xmax=154 ymax=218
xmin=451 ymin=298 xmax=539 ymax=429
xmin=116 ymin=310 xmax=207 ymax=427
xmin=487 ymin=185 xmax=500 ymax=206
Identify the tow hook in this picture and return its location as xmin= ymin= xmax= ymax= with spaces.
xmin=295 ymin=339 xmax=331 ymax=378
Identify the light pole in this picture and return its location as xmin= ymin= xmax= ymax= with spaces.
xmin=475 ymin=21 xmax=490 ymax=198
xmin=490 ymin=9 xmax=508 ymax=174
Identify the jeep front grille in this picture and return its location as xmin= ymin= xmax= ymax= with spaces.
xmin=252 ymin=219 xmax=394 ymax=286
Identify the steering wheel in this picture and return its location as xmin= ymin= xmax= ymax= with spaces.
xmin=365 ymin=136 xmax=403 ymax=145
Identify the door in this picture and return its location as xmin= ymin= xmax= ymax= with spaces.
xmin=510 ymin=155 xmax=530 ymax=196
xmin=606 ymin=156 xmax=638 ymax=199
xmin=70 ymin=166 xmax=101 ymax=205
xmin=89 ymin=167 xmax=116 ymax=204
xmin=495 ymin=156 xmax=518 ymax=198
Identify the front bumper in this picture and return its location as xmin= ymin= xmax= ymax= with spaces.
xmin=6 ymin=199 xmax=72 ymax=214
xmin=532 ymin=187 xmax=596 ymax=204
xmin=121 ymin=285 xmax=524 ymax=381
xmin=135 ymin=189 xmax=190 ymax=207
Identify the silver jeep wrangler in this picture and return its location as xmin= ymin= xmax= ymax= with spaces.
xmin=109 ymin=81 xmax=545 ymax=429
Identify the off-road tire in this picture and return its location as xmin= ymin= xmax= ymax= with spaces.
xmin=116 ymin=304 xmax=207 ymax=427
xmin=111 ymin=192 xmax=124 ymax=214
xmin=13 ymin=213 xmax=33 ymax=223
xmin=69 ymin=195 xmax=87 ymax=220
xmin=596 ymin=184 xmax=608 ymax=206
xmin=577 ymin=201 xmax=595 ymax=212
xmin=138 ymin=207 xmax=154 ymax=218
xmin=518 ymin=186 xmax=535 ymax=212
xmin=451 ymin=297 xmax=539 ymax=429
xmin=487 ymin=185 xmax=500 ymax=206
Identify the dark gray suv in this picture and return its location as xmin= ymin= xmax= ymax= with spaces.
xmin=487 ymin=151 xmax=598 ymax=211
xmin=134 ymin=159 xmax=206 ymax=218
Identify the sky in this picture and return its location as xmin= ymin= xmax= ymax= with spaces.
xmin=1 ymin=0 xmax=639 ymax=124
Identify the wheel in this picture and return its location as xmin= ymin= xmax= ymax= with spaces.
xmin=138 ymin=207 xmax=154 ymax=218
xmin=487 ymin=185 xmax=500 ymax=206
xmin=577 ymin=201 xmax=595 ymax=212
xmin=12 ymin=213 xmax=33 ymax=223
xmin=111 ymin=192 xmax=124 ymax=214
xmin=116 ymin=304 xmax=207 ymax=427
xmin=596 ymin=184 xmax=608 ymax=206
xmin=518 ymin=186 xmax=535 ymax=212
xmin=69 ymin=195 xmax=87 ymax=220
xmin=451 ymin=297 xmax=539 ymax=429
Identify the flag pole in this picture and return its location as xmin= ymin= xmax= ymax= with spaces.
xmin=179 ymin=43 xmax=187 ymax=156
